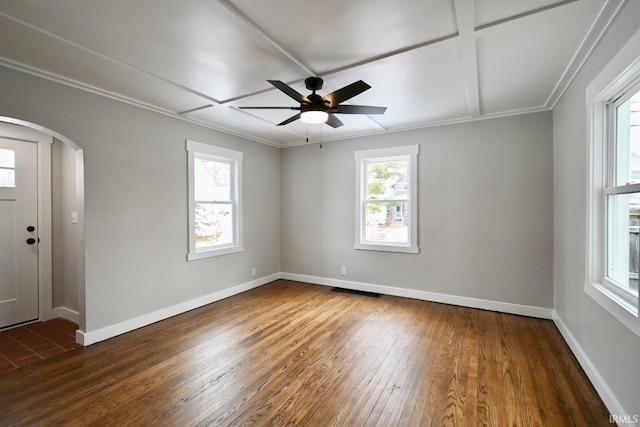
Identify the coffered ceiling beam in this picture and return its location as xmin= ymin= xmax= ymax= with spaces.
xmin=217 ymin=0 xmax=316 ymax=77
xmin=453 ymin=0 xmax=481 ymax=117
xmin=0 ymin=11 xmax=222 ymax=108
xmin=475 ymin=0 xmax=580 ymax=33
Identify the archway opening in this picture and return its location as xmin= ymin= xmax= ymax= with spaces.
xmin=0 ymin=116 xmax=85 ymax=340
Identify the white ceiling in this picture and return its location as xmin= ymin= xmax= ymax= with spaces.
xmin=0 ymin=0 xmax=623 ymax=147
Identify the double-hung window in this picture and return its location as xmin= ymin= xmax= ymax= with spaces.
xmin=354 ymin=145 xmax=419 ymax=253
xmin=586 ymin=33 xmax=640 ymax=337
xmin=187 ymin=140 xmax=243 ymax=260
xmin=604 ymin=87 xmax=640 ymax=309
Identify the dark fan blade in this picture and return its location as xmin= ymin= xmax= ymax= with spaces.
xmin=239 ymin=106 xmax=299 ymax=110
xmin=268 ymin=80 xmax=310 ymax=104
xmin=277 ymin=113 xmax=301 ymax=126
xmin=323 ymin=80 xmax=371 ymax=107
xmin=332 ymin=105 xmax=387 ymax=115
xmin=325 ymin=113 xmax=344 ymax=128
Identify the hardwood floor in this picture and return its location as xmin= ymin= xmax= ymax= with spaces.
xmin=0 ymin=280 xmax=612 ymax=426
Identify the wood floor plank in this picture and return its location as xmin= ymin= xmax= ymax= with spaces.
xmin=396 ymin=302 xmax=451 ymax=425
xmin=262 ymin=298 xmax=395 ymax=426
xmin=0 ymin=280 xmax=613 ymax=426
xmin=297 ymin=301 xmax=404 ymax=426
xmin=474 ymin=308 xmax=505 ymax=427
xmin=316 ymin=298 xmax=411 ymax=426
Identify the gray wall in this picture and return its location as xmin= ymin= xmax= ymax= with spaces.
xmin=3 ymin=12 xmax=638 ymax=413
xmin=0 ymin=65 xmax=281 ymax=333
xmin=52 ymin=139 xmax=79 ymax=312
xmin=281 ymin=112 xmax=554 ymax=308
xmin=553 ymin=0 xmax=640 ymax=417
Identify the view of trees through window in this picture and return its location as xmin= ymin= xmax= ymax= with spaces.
xmin=194 ymin=157 xmax=233 ymax=248
xmin=364 ymin=159 xmax=409 ymax=244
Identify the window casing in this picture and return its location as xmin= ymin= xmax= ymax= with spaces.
xmin=586 ymin=35 xmax=640 ymax=337
xmin=187 ymin=140 xmax=243 ymax=260
xmin=354 ymin=145 xmax=419 ymax=253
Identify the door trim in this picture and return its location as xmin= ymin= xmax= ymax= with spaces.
xmin=0 ymin=117 xmax=85 ymax=341
xmin=38 ymin=136 xmax=52 ymax=322
xmin=0 ymin=123 xmax=52 ymax=324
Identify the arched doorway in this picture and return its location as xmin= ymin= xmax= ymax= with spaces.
xmin=0 ymin=116 xmax=85 ymax=340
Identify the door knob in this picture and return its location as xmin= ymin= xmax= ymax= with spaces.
xmin=26 ymin=238 xmax=36 ymax=245
xmin=26 ymin=226 xmax=35 ymax=232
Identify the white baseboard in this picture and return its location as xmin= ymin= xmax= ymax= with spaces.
xmin=553 ymin=312 xmax=637 ymax=427
xmin=76 ymin=273 xmax=279 ymax=346
xmin=52 ymin=306 xmax=79 ymax=324
xmin=281 ymin=272 xmax=554 ymax=319
xmin=77 ymin=272 xmax=552 ymax=347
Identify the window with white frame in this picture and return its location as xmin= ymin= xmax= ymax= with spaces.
xmin=354 ymin=145 xmax=419 ymax=253
xmin=187 ymin=140 xmax=243 ymax=260
xmin=586 ymin=33 xmax=640 ymax=337
xmin=605 ymin=88 xmax=640 ymax=302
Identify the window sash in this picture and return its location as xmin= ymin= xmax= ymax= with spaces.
xmin=194 ymin=202 xmax=236 ymax=249
xmin=187 ymin=140 xmax=243 ymax=260
xmin=604 ymin=183 xmax=640 ymax=195
xmin=354 ymin=145 xmax=419 ymax=253
xmin=603 ymin=85 xmax=640 ymax=303
xmin=604 ymin=192 xmax=640 ymax=299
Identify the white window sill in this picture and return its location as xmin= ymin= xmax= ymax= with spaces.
xmin=354 ymin=243 xmax=419 ymax=254
xmin=584 ymin=281 xmax=640 ymax=338
xmin=187 ymin=244 xmax=243 ymax=261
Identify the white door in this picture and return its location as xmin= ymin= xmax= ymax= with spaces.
xmin=0 ymin=138 xmax=39 ymax=328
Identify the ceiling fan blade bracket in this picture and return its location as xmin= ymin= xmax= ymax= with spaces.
xmin=331 ymin=105 xmax=387 ymax=115
xmin=277 ymin=113 xmax=301 ymax=126
xmin=268 ymin=80 xmax=310 ymax=104
xmin=324 ymin=80 xmax=372 ymax=107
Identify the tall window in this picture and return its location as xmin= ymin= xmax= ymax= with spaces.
xmin=605 ymin=89 xmax=640 ymax=304
xmin=586 ymin=37 xmax=640 ymax=337
xmin=354 ymin=145 xmax=419 ymax=253
xmin=187 ymin=140 xmax=243 ymax=260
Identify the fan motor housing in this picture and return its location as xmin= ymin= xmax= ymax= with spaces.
xmin=305 ymin=77 xmax=323 ymax=91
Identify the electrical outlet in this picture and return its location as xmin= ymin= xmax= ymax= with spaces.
xmin=251 ymin=267 xmax=256 ymax=277
xmin=341 ymin=266 xmax=347 ymax=275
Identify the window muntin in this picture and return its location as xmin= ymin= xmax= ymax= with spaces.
xmin=187 ymin=140 xmax=243 ymax=260
xmin=355 ymin=145 xmax=419 ymax=253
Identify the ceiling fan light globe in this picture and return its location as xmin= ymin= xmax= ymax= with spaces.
xmin=300 ymin=110 xmax=329 ymax=124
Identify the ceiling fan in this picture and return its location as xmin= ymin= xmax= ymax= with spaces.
xmin=239 ymin=77 xmax=387 ymax=128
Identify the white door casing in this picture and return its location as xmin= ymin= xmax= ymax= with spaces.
xmin=0 ymin=138 xmax=39 ymax=328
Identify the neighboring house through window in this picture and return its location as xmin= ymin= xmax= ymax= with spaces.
xmin=354 ymin=145 xmax=419 ymax=253
xmin=586 ymin=29 xmax=640 ymax=337
xmin=186 ymin=140 xmax=243 ymax=260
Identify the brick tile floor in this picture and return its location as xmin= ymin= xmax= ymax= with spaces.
xmin=0 ymin=318 xmax=80 ymax=373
